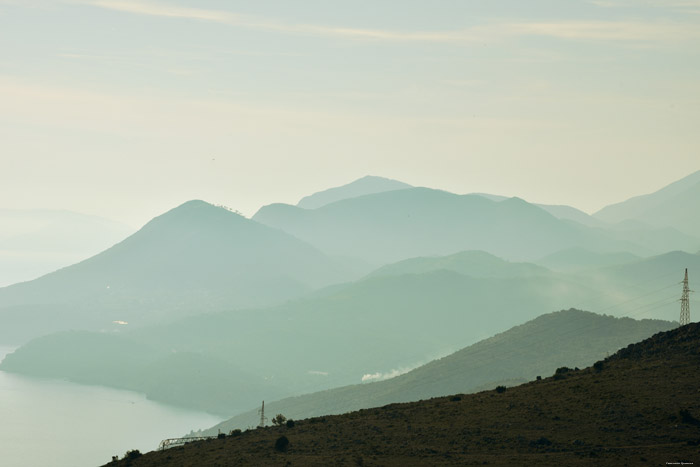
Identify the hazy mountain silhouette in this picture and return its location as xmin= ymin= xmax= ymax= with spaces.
xmin=595 ymin=169 xmax=700 ymax=237
xmin=0 ymin=268 xmax=602 ymax=412
xmin=199 ymin=309 xmax=673 ymax=433
xmin=255 ymin=187 xmax=697 ymax=265
xmin=472 ymin=193 xmax=605 ymax=228
xmin=536 ymin=247 xmax=642 ymax=272
xmin=583 ymin=250 xmax=700 ymax=289
xmin=367 ymin=250 xmax=550 ymax=279
xmin=0 ymin=200 xmax=351 ymax=343
xmin=0 ymin=209 xmax=133 ymax=287
xmin=2 ymin=247 xmax=693 ymax=413
xmin=296 ymin=175 xmax=412 ymax=209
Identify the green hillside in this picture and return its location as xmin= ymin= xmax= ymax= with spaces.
xmin=199 ymin=309 xmax=674 ymax=434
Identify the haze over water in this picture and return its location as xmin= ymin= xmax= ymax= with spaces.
xmin=0 ymin=347 xmax=222 ymax=467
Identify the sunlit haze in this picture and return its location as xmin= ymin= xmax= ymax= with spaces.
xmin=1 ymin=0 xmax=699 ymax=227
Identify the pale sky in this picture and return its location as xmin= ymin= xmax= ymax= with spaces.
xmin=1 ymin=0 xmax=699 ymax=228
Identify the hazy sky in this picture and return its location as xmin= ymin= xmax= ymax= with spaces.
xmin=1 ymin=0 xmax=699 ymax=227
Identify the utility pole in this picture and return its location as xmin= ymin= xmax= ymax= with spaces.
xmin=258 ymin=401 xmax=267 ymax=428
xmin=680 ymin=268 xmax=691 ymax=326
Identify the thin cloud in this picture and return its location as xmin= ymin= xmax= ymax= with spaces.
xmin=77 ymin=0 xmax=700 ymax=44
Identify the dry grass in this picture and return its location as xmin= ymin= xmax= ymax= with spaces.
xmin=107 ymin=323 xmax=700 ymax=466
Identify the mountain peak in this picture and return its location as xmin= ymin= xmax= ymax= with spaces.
xmin=297 ymin=176 xmax=412 ymax=209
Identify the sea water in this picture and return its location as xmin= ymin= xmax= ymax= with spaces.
xmin=0 ymin=346 xmax=223 ymax=467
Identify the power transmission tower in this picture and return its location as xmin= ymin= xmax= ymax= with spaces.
xmin=680 ymin=268 xmax=691 ymax=326
xmin=258 ymin=400 xmax=267 ymax=428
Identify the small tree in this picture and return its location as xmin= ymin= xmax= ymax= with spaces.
xmin=124 ymin=450 xmax=142 ymax=460
xmin=274 ymin=435 xmax=289 ymax=452
xmin=272 ymin=414 xmax=287 ymax=426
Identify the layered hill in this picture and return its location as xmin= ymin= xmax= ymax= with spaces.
xmin=0 ymin=269 xmax=598 ymax=413
xmin=254 ymin=187 xmax=698 ymax=265
xmin=367 ymin=250 xmax=550 ymax=279
xmin=0 ymin=200 xmax=351 ymax=343
xmin=3 ymin=247 xmax=694 ymax=414
xmin=297 ymin=175 xmax=412 ymax=209
xmin=472 ymin=193 xmax=606 ymax=228
xmin=595 ymin=169 xmax=700 ymax=238
xmin=536 ymin=247 xmax=642 ymax=272
xmin=200 ymin=309 xmax=674 ymax=434
xmin=106 ymin=322 xmax=700 ymax=466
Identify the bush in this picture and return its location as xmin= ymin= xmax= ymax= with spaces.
xmin=593 ymin=361 xmax=604 ymax=372
xmin=217 ymin=433 xmax=226 ymax=439
xmin=286 ymin=419 xmax=295 ymax=428
xmin=530 ymin=437 xmax=552 ymax=446
xmin=450 ymin=395 xmax=462 ymax=402
xmin=274 ymin=435 xmax=289 ymax=452
xmin=124 ymin=450 xmax=142 ymax=460
xmin=229 ymin=429 xmax=242 ymax=437
xmin=680 ymin=409 xmax=700 ymax=426
xmin=272 ymin=414 xmax=287 ymax=426
xmin=495 ymin=386 xmax=507 ymax=393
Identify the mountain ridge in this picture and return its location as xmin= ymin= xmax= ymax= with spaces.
xmin=297 ymin=175 xmax=412 ymax=209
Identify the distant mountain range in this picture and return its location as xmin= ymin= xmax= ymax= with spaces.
xmin=199 ymin=309 xmax=674 ymax=434
xmin=0 ymin=200 xmax=355 ymax=343
xmin=254 ymin=186 xmax=698 ymax=265
xmin=1 ymin=170 xmax=698 ymax=422
xmin=297 ymin=175 xmax=412 ymax=209
xmin=594 ymin=169 xmax=700 ymax=238
xmin=3 ymin=247 xmax=694 ymax=415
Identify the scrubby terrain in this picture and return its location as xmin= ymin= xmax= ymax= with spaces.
xmin=105 ymin=323 xmax=700 ymax=466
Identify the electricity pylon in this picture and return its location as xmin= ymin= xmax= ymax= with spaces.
xmin=680 ymin=268 xmax=691 ymax=326
xmin=258 ymin=400 xmax=267 ymax=428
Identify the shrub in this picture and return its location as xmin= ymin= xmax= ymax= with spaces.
xmin=217 ymin=433 xmax=226 ymax=439
xmin=272 ymin=414 xmax=287 ymax=426
xmin=450 ymin=395 xmax=462 ymax=402
xmin=229 ymin=429 xmax=242 ymax=437
xmin=495 ymin=386 xmax=507 ymax=393
xmin=593 ymin=361 xmax=604 ymax=372
xmin=529 ymin=436 xmax=552 ymax=446
xmin=680 ymin=409 xmax=700 ymax=426
xmin=124 ymin=450 xmax=142 ymax=460
xmin=274 ymin=435 xmax=289 ymax=452
xmin=536 ymin=376 xmax=542 ymax=381
xmin=286 ymin=419 xmax=295 ymax=428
